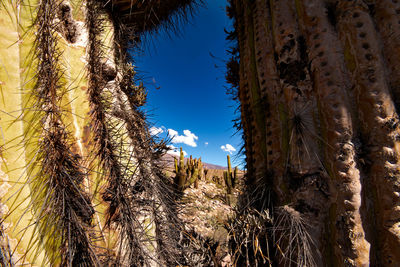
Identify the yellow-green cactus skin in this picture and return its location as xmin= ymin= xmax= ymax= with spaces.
xmin=0 ymin=0 xmax=187 ymax=265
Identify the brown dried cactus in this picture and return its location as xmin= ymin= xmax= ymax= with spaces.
xmin=228 ymin=0 xmax=400 ymax=266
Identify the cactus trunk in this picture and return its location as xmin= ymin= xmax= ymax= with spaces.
xmin=228 ymin=0 xmax=400 ymax=266
xmin=0 ymin=0 xmax=192 ymax=265
xmin=225 ymin=155 xmax=234 ymax=194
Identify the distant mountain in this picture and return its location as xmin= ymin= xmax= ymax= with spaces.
xmin=161 ymin=153 xmax=227 ymax=170
xmin=202 ymin=162 xmax=228 ymax=170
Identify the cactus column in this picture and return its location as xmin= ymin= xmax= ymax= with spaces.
xmin=224 ymin=155 xmax=236 ymax=194
xmin=228 ymin=0 xmax=400 ymax=266
xmin=0 ymin=0 xmax=196 ymax=265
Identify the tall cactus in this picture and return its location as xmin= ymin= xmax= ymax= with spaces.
xmin=0 ymin=0 xmax=198 ymax=265
xmin=188 ymin=158 xmax=203 ymax=187
xmin=224 ymin=155 xmax=234 ymax=194
xmin=228 ymin=0 xmax=400 ymax=266
xmin=175 ymin=147 xmax=187 ymax=191
xmin=174 ymin=148 xmax=203 ymax=191
xmin=233 ymin=166 xmax=238 ymax=188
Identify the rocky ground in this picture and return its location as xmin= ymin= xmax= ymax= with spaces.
xmin=178 ymin=175 xmax=244 ymax=266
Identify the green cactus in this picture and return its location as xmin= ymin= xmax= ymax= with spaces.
xmin=0 ymin=0 xmax=198 ymax=264
xmin=174 ymin=157 xmax=178 ymax=174
xmin=224 ymin=171 xmax=232 ymax=194
xmin=197 ymin=159 xmax=203 ymax=181
xmin=197 ymin=158 xmax=203 ymax=185
xmin=174 ymin=147 xmax=187 ymax=191
xmin=173 ymin=148 xmax=204 ymax=190
xmin=187 ymin=158 xmax=203 ymax=188
xmin=227 ymin=155 xmax=232 ymax=174
xmin=224 ymin=155 xmax=236 ymax=194
xmin=233 ymin=166 xmax=238 ymax=188
xmin=189 ymin=163 xmax=199 ymax=186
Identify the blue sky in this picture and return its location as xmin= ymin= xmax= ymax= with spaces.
xmin=134 ymin=0 xmax=243 ymax=167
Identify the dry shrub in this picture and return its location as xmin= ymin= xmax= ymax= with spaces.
xmin=179 ymin=230 xmax=219 ymax=267
xmin=227 ymin=207 xmax=273 ymax=267
xmin=273 ymin=205 xmax=316 ymax=267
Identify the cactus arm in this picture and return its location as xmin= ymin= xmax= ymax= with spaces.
xmin=223 ymin=171 xmax=232 ymax=195
xmin=226 ymin=155 xmax=233 ymax=194
xmin=374 ymin=0 xmax=400 ymax=109
xmin=243 ymin=1 xmax=268 ymax=182
xmin=233 ymin=166 xmax=238 ymax=188
xmin=267 ymin=1 xmax=330 ymax=264
xmin=174 ymin=157 xmax=178 ymax=174
xmin=177 ymin=147 xmax=186 ymax=190
xmin=232 ymin=0 xmax=256 ymax=181
xmin=174 ymin=147 xmax=186 ymax=191
xmin=337 ymin=1 xmax=400 ymax=264
xmin=295 ymin=0 xmax=370 ymax=265
xmin=252 ymin=0 xmax=287 ymax=201
xmin=198 ymin=158 xmax=203 ymax=180
xmin=188 ymin=165 xmax=198 ymax=187
xmin=179 ymin=147 xmax=185 ymax=169
xmin=194 ymin=160 xmax=200 ymax=188
xmin=270 ymin=0 xmax=321 ymax=176
xmin=0 ymin=1 xmax=41 ymax=264
xmin=61 ymin=0 xmax=116 ymax=255
xmin=227 ymin=155 xmax=232 ymax=176
xmin=86 ymin=0 xmax=158 ymax=263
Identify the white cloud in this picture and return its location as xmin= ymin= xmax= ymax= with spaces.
xmin=167 ymin=144 xmax=177 ymax=151
xmin=221 ymin=144 xmax=236 ymax=154
xmin=168 ymin=129 xmax=198 ymax=147
xmin=150 ymin=126 xmax=164 ymax=136
xmin=167 ymin=145 xmax=187 ymax=157
xmin=168 ymin=129 xmax=178 ymax=137
xmin=205 ymin=142 xmax=209 ymax=146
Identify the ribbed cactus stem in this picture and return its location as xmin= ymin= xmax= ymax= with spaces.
xmin=233 ymin=166 xmax=238 ymax=188
xmin=227 ymin=155 xmax=232 ymax=176
xmin=189 ymin=164 xmax=199 ymax=187
xmin=227 ymin=156 xmax=233 ymax=193
xmin=225 ymin=155 xmax=233 ymax=194
xmin=179 ymin=147 xmax=185 ymax=168
xmin=198 ymin=158 xmax=203 ymax=180
xmin=177 ymin=147 xmax=186 ymax=191
xmin=174 ymin=157 xmax=178 ymax=174
xmin=223 ymin=171 xmax=232 ymax=194
xmin=228 ymin=0 xmax=400 ymax=265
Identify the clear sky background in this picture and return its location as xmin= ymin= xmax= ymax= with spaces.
xmin=134 ymin=0 xmax=243 ymax=167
